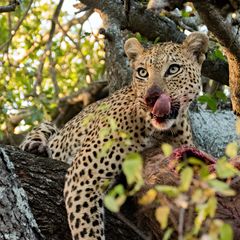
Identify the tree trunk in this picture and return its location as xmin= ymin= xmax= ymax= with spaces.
xmin=0 ymin=148 xmax=43 ymax=240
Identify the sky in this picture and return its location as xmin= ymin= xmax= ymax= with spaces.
xmin=61 ymin=0 xmax=102 ymax=32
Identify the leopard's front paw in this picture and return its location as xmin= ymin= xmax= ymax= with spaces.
xmin=20 ymin=140 xmax=51 ymax=158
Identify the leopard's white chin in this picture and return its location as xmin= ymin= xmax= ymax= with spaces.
xmin=151 ymin=118 xmax=175 ymax=130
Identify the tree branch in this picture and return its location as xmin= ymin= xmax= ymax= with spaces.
xmin=193 ymin=1 xmax=240 ymax=59
xmin=33 ymin=0 xmax=64 ymax=95
xmin=0 ymin=2 xmax=19 ymax=13
xmin=15 ymin=10 xmax=93 ymax=64
xmin=192 ymin=0 xmax=240 ymax=115
xmin=56 ymin=19 xmax=93 ymax=83
xmin=0 ymin=148 xmax=44 ymax=240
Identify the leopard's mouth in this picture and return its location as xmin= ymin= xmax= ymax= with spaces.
xmin=144 ymin=90 xmax=180 ymax=130
xmin=150 ymin=104 xmax=180 ymax=123
xmin=149 ymin=103 xmax=180 ymax=130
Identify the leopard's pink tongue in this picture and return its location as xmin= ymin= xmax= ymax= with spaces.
xmin=152 ymin=94 xmax=171 ymax=116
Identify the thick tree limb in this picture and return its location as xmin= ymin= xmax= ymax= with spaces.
xmin=193 ymin=1 xmax=240 ymax=58
xmin=1 ymin=145 xmax=72 ymax=240
xmin=202 ymin=59 xmax=229 ymax=86
xmin=0 ymin=2 xmax=18 ymax=13
xmin=0 ymin=148 xmax=43 ymax=240
xmin=193 ymin=0 xmax=240 ymax=115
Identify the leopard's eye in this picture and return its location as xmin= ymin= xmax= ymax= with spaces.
xmin=136 ymin=67 xmax=149 ymax=78
xmin=165 ymin=64 xmax=181 ymax=76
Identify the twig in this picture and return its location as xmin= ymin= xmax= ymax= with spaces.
xmin=0 ymin=0 xmax=33 ymax=51
xmin=33 ymin=0 xmax=64 ymax=95
xmin=178 ymin=207 xmax=185 ymax=240
xmin=15 ymin=11 xmax=93 ymax=64
xmin=56 ymin=19 xmax=93 ymax=83
xmin=49 ymin=50 xmax=59 ymax=98
xmin=73 ymin=2 xmax=91 ymax=14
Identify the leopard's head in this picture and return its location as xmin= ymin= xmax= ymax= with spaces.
xmin=124 ymin=32 xmax=208 ymax=130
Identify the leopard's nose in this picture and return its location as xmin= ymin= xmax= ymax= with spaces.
xmin=144 ymin=85 xmax=162 ymax=107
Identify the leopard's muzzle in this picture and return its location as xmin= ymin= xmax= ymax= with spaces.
xmin=144 ymin=85 xmax=180 ymax=129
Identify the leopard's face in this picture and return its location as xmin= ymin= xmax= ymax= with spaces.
xmin=124 ymin=32 xmax=208 ymax=130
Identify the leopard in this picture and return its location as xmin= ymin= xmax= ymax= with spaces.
xmin=20 ymin=32 xmax=208 ymax=240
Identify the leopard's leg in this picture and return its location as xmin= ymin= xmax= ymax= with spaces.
xmin=20 ymin=121 xmax=58 ymax=157
xmin=64 ymin=151 xmax=121 ymax=240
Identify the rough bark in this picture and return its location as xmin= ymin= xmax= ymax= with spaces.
xmin=189 ymin=106 xmax=239 ymax=157
xmin=226 ymin=53 xmax=240 ymax=116
xmin=202 ymin=59 xmax=229 ymax=86
xmin=100 ymin=23 xmax=131 ymax=93
xmin=0 ymin=148 xmax=43 ymax=240
xmin=193 ymin=1 xmax=240 ymax=58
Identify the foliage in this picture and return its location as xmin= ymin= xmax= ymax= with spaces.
xmin=0 ymin=0 xmax=105 ymax=138
xmin=198 ymin=91 xmax=228 ymax=112
xmin=104 ymin=141 xmax=239 ymax=240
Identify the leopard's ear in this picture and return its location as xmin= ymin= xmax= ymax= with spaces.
xmin=124 ymin=38 xmax=144 ymax=62
xmin=183 ymin=32 xmax=208 ymax=64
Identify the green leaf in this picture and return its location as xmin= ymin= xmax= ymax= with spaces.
xmin=154 ymin=37 xmax=160 ymax=44
xmin=97 ymin=103 xmax=110 ymax=111
xmin=138 ymin=189 xmax=157 ymax=205
xmin=207 ymin=196 xmax=217 ymax=218
xmin=225 ymin=142 xmax=238 ymax=158
xmin=208 ymin=179 xmax=236 ymax=196
xmin=163 ymin=228 xmax=173 ymax=240
xmin=161 ymin=143 xmax=173 ymax=157
xmin=179 ymin=167 xmax=193 ymax=192
xmin=108 ymin=117 xmax=117 ymax=132
xmin=122 ymin=152 xmax=144 ymax=193
xmin=216 ymin=157 xmax=239 ymax=179
xmin=220 ymin=223 xmax=233 ymax=240
xmin=216 ymin=90 xmax=227 ymax=101
xmin=104 ymin=195 xmax=119 ymax=212
xmin=82 ymin=113 xmax=95 ymax=127
xmin=194 ymin=204 xmax=208 ymax=234
xmin=213 ymin=48 xmax=226 ymax=61
xmin=188 ymin=157 xmax=205 ymax=166
xmin=198 ymin=94 xmax=217 ymax=112
xmin=155 ymin=185 xmax=179 ymax=197
xmin=100 ymin=139 xmax=115 ymax=156
xmin=192 ymin=189 xmax=203 ymax=203
xmin=104 ymin=184 xmax=127 ymax=212
xmin=155 ymin=206 xmax=170 ymax=230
